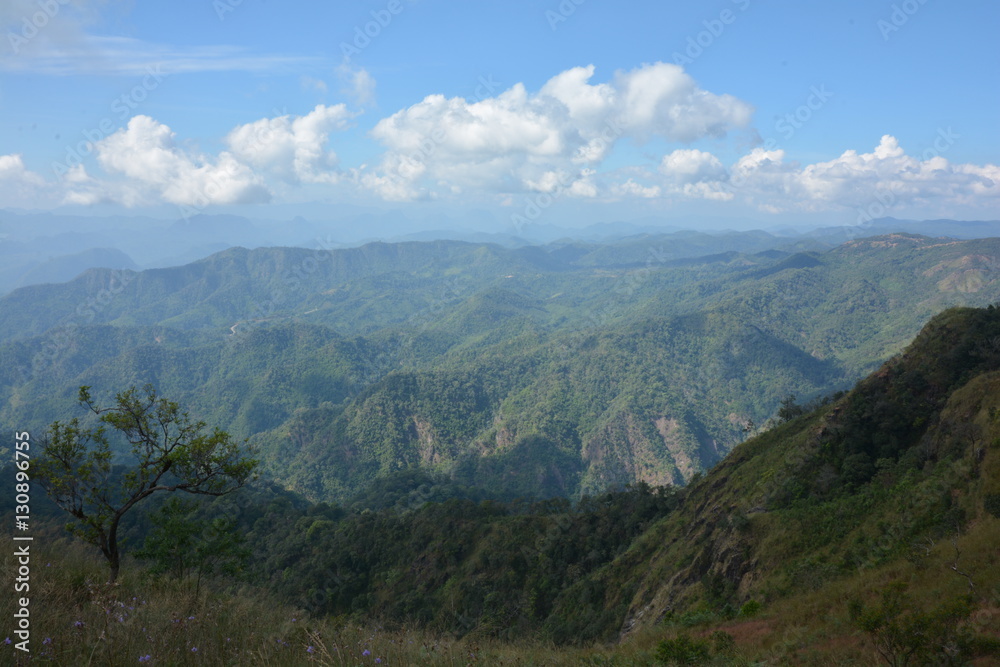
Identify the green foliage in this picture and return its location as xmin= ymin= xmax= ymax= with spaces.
xmin=848 ymin=581 xmax=996 ymax=666
xmin=655 ymin=633 xmax=711 ymax=665
xmin=35 ymin=385 xmax=258 ymax=581
xmin=777 ymin=394 xmax=805 ymax=422
xmin=984 ymin=493 xmax=1000 ymax=518
xmin=8 ymin=235 xmax=1000 ymax=503
xmin=8 ymin=240 xmax=1000 ymax=661
xmin=134 ymin=497 xmax=249 ymax=586
xmin=237 ymin=480 xmax=679 ymax=643
xmin=765 ymin=305 xmax=1000 ymax=506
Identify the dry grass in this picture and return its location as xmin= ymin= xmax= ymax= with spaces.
xmin=1 ymin=539 xmax=668 ymax=666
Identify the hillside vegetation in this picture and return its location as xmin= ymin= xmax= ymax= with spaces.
xmin=230 ymin=306 xmax=1000 ymax=654
xmin=3 ymin=234 xmax=1000 ymax=503
xmin=5 ymin=305 xmax=1000 ymax=665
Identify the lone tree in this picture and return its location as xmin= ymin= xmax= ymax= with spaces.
xmin=36 ymin=385 xmax=258 ymax=582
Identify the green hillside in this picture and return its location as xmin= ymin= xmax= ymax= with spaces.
xmin=4 ymin=300 xmax=1000 ymax=664
xmin=227 ymin=305 xmax=1000 ymax=661
xmin=4 ymin=234 xmax=1000 ymax=503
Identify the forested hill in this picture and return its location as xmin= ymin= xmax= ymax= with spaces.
xmin=3 ymin=233 xmax=1000 ymax=502
xmin=229 ymin=305 xmax=1000 ymax=662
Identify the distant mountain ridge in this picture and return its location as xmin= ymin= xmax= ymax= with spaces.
xmin=3 ymin=233 xmax=1000 ymax=504
xmin=1 ymin=208 xmax=996 ymax=294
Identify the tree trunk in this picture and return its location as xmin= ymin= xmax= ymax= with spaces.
xmin=106 ymin=517 xmax=122 ymax=583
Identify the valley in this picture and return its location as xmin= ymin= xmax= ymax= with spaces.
xmin=2 ymin=230 xmax=1000 ymax=664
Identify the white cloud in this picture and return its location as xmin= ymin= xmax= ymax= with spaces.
xmin=618 ymin=135 xmax=999 ymax=212
xmin=358 ymin=152 xmax=429 ymax=201
xmin=226 ymin=104 xmax=355 ymax=184
xmin=0 ymin=154 xmax=47 ymax=205
xmin=612 ymin=179 xmax=662 ymax=199
xmin=337 ymin=63 xmax=376 ymax=107
xmin=60 ymin=164 xmax=114 ymax=205
xmin=726 ymin=135 xmax=1000 ymax=212
xmin=524 ymin=170 xmax=572 ymax=194
xmin=362 ymin=62 xmax=753 ymax=201
xmin=539 ymin=66 xmax=615 ymax=130
xmin=659 ymin=148 xmax=727 ymax=183
xmin=301 ymin=75 xmax=328 ymax=94
xmin=19 ymin=106 xmax=357 ymax=209
xmin=0 ymin=153 xmax=44 ymax=185
xmin=614 ymin=62 xmax=753 ymax=142
xmin=94 ymin=115 xmax=270 ymax=206
xmin=567 ymin=174 xmax=598 ymax=198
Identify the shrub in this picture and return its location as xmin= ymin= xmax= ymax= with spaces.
xmin=655 ymin=633 xmax=711 ymax=665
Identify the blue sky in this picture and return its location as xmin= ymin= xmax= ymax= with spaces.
xmin=1 ymin=0 xmax=997 ymax=230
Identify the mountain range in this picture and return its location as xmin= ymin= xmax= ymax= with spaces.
xmin=2 ymin=228 xmax=1000 ymax=662
xmin=3 ymin=231 xmax=1000 ymax=504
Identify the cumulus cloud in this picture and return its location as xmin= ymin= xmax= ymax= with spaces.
xmin=60 ymin=164 xmax=115 ymax=205
xmin=0 ymin=154 xmax=47 ymax=205
xmin=611 ymin=134 xmax=999 ymax=212
xmin=94 ymin=115 xmax=270 ymax=206
xmin=657 ymin=149 xmax=732 ymax=200
xmin=614 ymin=63 xmax=753 ymax=142
xmin=729 ymin=134 xmax=1000 ymax=212
xmin=358 ymin=152 xmax=429 ymax=202
xmin=33 ymin=106 xmax=357 ymax=208
xmin=362 ymin=62 xmax=753 ymax=201
xmin=0 ymin=153 xmax=44 ymax=185
xmin=660 ymin=148 xmax=727 ymax=183
xmin=611 ymin=179 xmax=662 ymax=199
xmin=226 ymin=104 xmax=355 ymax=184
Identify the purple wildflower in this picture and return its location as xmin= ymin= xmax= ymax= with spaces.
xmin=363 ymin=649 xmax=371 ymax=656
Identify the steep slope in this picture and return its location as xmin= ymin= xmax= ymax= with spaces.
xmin=549 ymin=306 xmax=1000 ymax=657
xmin=227 ymin=306 xmax=1000 ymax=664
xmin=4 ymin=235 xmax=1000 ymax=504
xmin=260 ymin=308 xmax=839 ymax=500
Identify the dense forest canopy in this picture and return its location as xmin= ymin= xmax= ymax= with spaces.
xmin=3 ymin=233 xmax=1000 ymax=503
